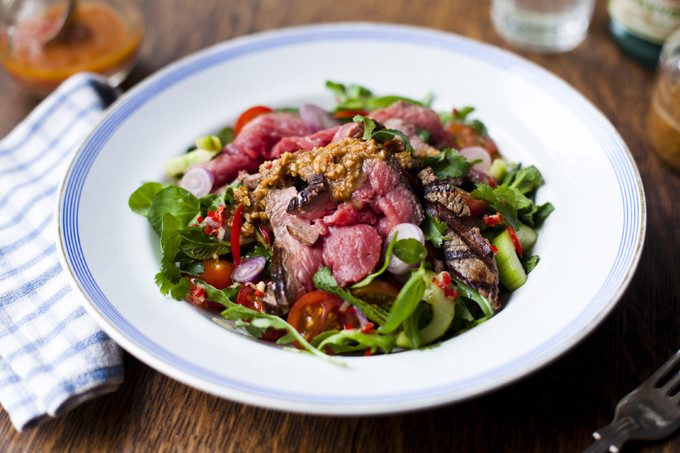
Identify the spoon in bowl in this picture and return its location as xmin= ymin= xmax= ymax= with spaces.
xmin=43 ymin=0 xmax=91 ymax=47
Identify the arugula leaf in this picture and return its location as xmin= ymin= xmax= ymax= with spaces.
xmin=129 ymin=182 xmax=164 ymax=216
xmin=220 ymin=304 xmax=344 ymax=365
xmin=400 ymin=302 xmax=431 ymax=349
xmin=352 ymin=233 xmax=397 ymax=289
xmin=453 ymin=277 xmax=495 ymax=320
xmin=470 ymin=184 xmax=531 ymax=230
xmin=155 ymin=213 xmax=190 ymax=300
xmin=313 ymin=267 xmax=388 ymax=325
xmin=392 ymin=238 xmax=428 ymax=265
xmin=378 ymin=266 xmax=427 ymax=334
xmin=316 ymin=330 xmax=395 ymax=355
xmin=147 ymin=185 xmax=201 ymax=235
xmin=423 ymin=148 xmax=473 ymax=180
xmin=421 ymin=215 xmax=449 ymax=248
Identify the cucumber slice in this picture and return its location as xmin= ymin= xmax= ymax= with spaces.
xmin=490 ymin=158 xmax=508 ymax=181
xmin=165 ymin=149 xmax=219 ymax=177
xmin=396 ymin=270 xmax=456 ymax=348
xmin=514 ymin=223 xmax=538 ymax=250
xmin=492 ymin=229 xmax=527 ymax=291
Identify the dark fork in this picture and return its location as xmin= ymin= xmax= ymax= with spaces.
xmin=582 ymin=349 xmax=680 ymax=452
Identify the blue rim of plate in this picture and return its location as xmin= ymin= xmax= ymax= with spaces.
xmin=58 ymin=23 xmax=646 ymax=410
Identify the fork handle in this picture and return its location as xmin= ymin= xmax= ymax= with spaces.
xmin=581 ymin=416 xmax=641 ymax=453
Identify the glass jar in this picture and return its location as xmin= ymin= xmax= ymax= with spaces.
xmin=0 ymin=0 xmax=144 ymax=94
xmin=608 ymin=0 xmax=680 ymax=67
xmin=646 ymin=28 xmax=680 ymax=171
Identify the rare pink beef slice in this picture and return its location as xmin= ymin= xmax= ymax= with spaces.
xmin=266 ymin=187 xmax=324 ymax=308
xmin=369 ymin=100 xmax=451 ymax=148
xmin=270 ymin=121 xmax=365 ymax=157
xmin=358 ymin=158 xmax=424 ymax=237
xmin=322 ymin=225 xmax=382 ymax=287
xmin=195 ymin=112 xmax=312 ymax=187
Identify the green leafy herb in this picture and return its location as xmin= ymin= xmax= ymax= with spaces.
xmin=326 ymin=81 xmax=430 ymax=112
xmin=505 ymin=165 xmax=545 ymax=195
xmin=423 ymin=148 xmax=473 ymax=180
xmin=353 ymin=115 xmax=414 ymax=155
xmin=453 ymin=277 xmax=495 ymax=320
xmin=439 ymin=106 xmax=475 ymax=123
xmin=147 ymin=186 xmax=201 ymax=235
xmin=128 ymin=182 xmax=164 ymax=216
xmin=378 ymin=266 xmax=427 ymax=334
xmin=313 ymin=267 xmax=388 ymax=325
xmin=392 ymin=238 xmax=428 ymax=265
xmin=399 ymin=302 xmax=431 ymax=349
xmin=155 ymin=213 xmax=191 ymax=300
xmin=178 ymin=228 xmax=231 ymax=260
xmin=470 ymin=184 xmax=531 ymax=230
xmin=421 ymin=215 xmax=449 ymax=248
xmin=521 ymin=255 xmax=540 ymax=274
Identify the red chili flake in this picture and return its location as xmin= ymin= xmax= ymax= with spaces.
xmin=364 ymin=348 xmax=373 ymax=356
xmin=360 ymin=322 xmax=375 ymax=334
xmin=483 ymin=212 xmax=504 ymax=226
xmin=254 ymin=290 xmax=262 ymax=297
xmin=190 ymin=285 xmax=205 ymax=299
xmin=491 ymin=245 xmax=498 ymax=255
xmin=344 ymin=323 xmax=354 ymax=330
xmin=196 ymin=215 xmax=204 ymax=223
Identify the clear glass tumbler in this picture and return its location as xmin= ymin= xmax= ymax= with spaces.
xmin=491 ymin=0 xmax=596 ymax=53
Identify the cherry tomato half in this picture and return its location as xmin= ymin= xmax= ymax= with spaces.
xmin=234 ymin=105 xmax=273 ymax=136
xmin=199 ymin=258 xmax=235 ymax=290
xmin=287 ymin=290 xmax=356 ymax=343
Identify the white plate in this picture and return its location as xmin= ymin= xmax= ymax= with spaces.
xmin=57 ymin=23 xmax=646 ymax=415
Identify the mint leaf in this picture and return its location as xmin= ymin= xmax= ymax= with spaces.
xmin=422 ymin=215 xmax=449 ymax=248
xmin=470 ymin=183 xmax=531 ymax=230
xmin=423 ymin=148 xmax=472 ymax=180
xmin=129 ymin=182 xmax=164 ymax=217
xmin=316 ymin=330 xmax=395 ymax=355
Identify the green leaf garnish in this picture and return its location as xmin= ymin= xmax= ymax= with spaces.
xmin=378 ymin=266 xmax=427 ymax=334
xmin=392 ymin=238 xmax=428 ymax=265
xmin=423 ymin=148 xmax=473 ymax=180
xmin=421 ymin=215 xmax=449 ymax=248
xmin=316 ymin=329 xmax=395 ymax=355
xmin=128 ymin=182 xmax=164 ymax=217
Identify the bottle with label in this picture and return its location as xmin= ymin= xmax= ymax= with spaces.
xmin=646 ymin=28 xmax=680 ymax=171
xmin=608 ymin=0 xmax=680 ymax=66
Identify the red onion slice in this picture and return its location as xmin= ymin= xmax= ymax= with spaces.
xmin=459 ymin=146 xmax=492 ymax=175
xmin=299 ymin=103 xmax=341 ymax=131
xmin=232 ymin=256 xmax=267 ymax=283
xmin=385 ymin=223 xmax=425 ymax=275
xmin=180 ymin=167 xmax=214 ymax=198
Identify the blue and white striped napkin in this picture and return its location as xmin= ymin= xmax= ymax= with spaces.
xmin=0 ymin=73 xmax=124 ymax=431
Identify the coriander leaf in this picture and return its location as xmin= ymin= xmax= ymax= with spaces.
xmin=352 ymin=233 xmax=397 ymax=289
xmin=421 ymin=214 xmax=449 ymax=248
xmin=129 ymin=182 xmax=164 ymax=217
xmin=439 ymin=106 xmax=475 ymax=123
xmin=378 ymin=266 xmax=427 ymax=334
xmin=470 ymin=183 xmax=531 ymax=230
xmin=353 ymin=115 xmax=414 ymax=154
xmin=423 ymin=148 xmax=472 ymax=180
xmin=533 ymin=202 xmax=555 ymax=225
xmin=327 ymin=81 xmax=428 ymax=112
xmin=317 ymin=330 xmax=395 ymax=355
xmin=313 ymin=267 xmax=388 ymax=325
xmin=155 ymin=213 xmax=190 ymax=299
xmin=147 ymin=185 xmax=201 ymax=235
xmin=179 ymin=227 xmax=231 ymax=260
xmin=392 ymin=238 xmax=428 ymax=265
xmin=354 ymin=115 xmax=376 ymax=139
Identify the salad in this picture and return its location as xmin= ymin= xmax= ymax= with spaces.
xmin=128 ymin=82 xmax=553 ymax=361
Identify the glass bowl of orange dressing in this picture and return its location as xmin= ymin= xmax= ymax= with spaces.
xmin=0 ymin=0 xmax=144 ymax=94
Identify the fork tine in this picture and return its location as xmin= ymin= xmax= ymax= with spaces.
xmin=646 ymin=349 xmax=680 ymax=388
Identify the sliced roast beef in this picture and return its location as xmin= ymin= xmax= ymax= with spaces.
xmin=418 ymin=168 xmax=500 ymax=308
xmin=322 ymin=225 xmax=381 ymax=287
xmin=271 ymin=121 xmax=364 ymax=157
xmin=323 ymin=203 xmax=377 ymax=226
xmin=266 ymin=187 xmax=324 ymax=309
xmin=382 ymin=118 xmax=440 ymax=158
xmin=286 ymin=173 xmax=335 ymax=219
xmin=194 ymin=112 xmax=312 ymax=187
xmin=369 ymin=100 xmax=451 ymax=149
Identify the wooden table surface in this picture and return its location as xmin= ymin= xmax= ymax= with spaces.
xmin=0 ymin=0 xmax=677 ymax=451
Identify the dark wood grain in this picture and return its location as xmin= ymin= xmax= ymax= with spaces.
xmin=1 ymin=0 xmax=678 ymax=451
